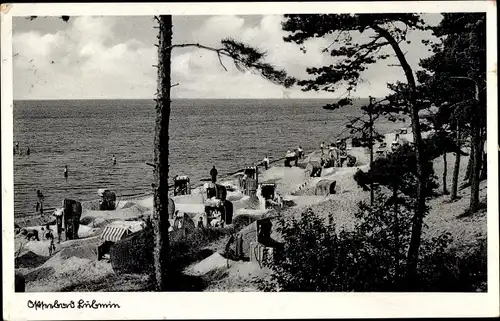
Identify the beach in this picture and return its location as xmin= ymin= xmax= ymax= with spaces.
xmin=13 ymin=127 xmax=487 ymax=292
xmin=13 ymin=98 xmax=408 ymax=217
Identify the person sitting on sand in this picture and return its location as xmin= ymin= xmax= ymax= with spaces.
xmin=14 ymin=223 xmax=21 ymax=235
xmin=391 ymin=136 xmax=400 ymax=152
xmin=197 ymin=217 xmax=204 ymax=229
xmin=23 ymin=229 xmax=39 ymax=241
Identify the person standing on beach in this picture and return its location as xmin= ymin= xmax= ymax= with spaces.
xmin=36 ymin=190 xmax=45 ymax=215
xmin=64 ymin=165 xmax=68 ymax=180
xmin=320 ymin=142 xmax=325 ymax=155
xmin=263 ymin=155 xmax=269 ymax=170
xmin=210 ymin=165 xmax=218 ymax=183
xmin=333 ymin=144 xmax=341 ymax=167
xmin=112 ymin=155 xmax=117 ymax=165
xmin=297 ymin=146 xmax=303 ymax=159
xmin=45 ymin=223 xmax=56 ymax=255
xmin=54 ymin=208 xmax=63 ymax=243
xmin=26 ymin=147 xmax=30 ymax=156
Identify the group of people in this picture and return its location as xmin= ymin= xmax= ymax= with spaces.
xmin=320 ymin=139 xmax=348 ymax=168
xmin=283 ymin=146 xmax=305 ymax=167
xmin=286 ymin=146 xmax=304 ymax=159
xmin=15 ymin=210 xmax=63 ymax=255
xmin=14 ymin=142 xmax=30 ymax=156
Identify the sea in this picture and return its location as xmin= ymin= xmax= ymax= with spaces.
xmin=13 ymin=98 xmax=405 ymax=218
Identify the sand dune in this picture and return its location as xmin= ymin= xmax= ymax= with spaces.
xmin=15 ymin=129 xmax=486 ymax=292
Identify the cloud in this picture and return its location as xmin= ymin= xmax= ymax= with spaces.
xmin=170 ymin=14 xmax=440 ymax=99
xmin=14 ymin=16 xmax=157 ymax=99
xmin=13 ymin=14 xmax=442 ymax=99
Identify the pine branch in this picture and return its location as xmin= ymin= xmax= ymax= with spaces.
xmin=170 ymin=41 xmax=295 ymax=88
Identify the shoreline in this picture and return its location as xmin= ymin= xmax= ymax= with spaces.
xmin=14 ymin=125 xmax=409 ymax=225
xmin=14 ymin=126 xmax=487 ymax=293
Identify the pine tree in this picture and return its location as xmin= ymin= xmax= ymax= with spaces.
xmin=281 ymin=13 xmax=431 ymax=288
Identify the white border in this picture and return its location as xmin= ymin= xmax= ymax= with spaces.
xmin=2 ymin=2 xmax=498 ymax=320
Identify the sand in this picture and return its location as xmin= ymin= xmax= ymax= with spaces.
xmin=25 ymin=256 xmax=114 ymax=292
xmin=83 ymin=203 xmax=151 ymax=221
xmin=203 ymin=261 xmax=272 ymax=292
xmin=16 ymin=129 xmax=487 ymax=292
xmin=184 ymin=252 xmax=229 ymax=276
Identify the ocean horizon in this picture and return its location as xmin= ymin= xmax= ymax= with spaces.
xmin=13 ymin=97 xmax=378 ymax=101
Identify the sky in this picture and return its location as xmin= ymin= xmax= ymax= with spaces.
xmin=12 ymin=14 xmax=443 ymax=100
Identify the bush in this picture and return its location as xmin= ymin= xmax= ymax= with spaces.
xmin=263 ymin=208 xmax=359 ymax=292
xmin=417 ymin=238 xmax=487 ymax=291
xmin=262 ymin=205 xmax=487 ymax=292
xmin=110 ymin=228 xmax=155 ymax=275
xmin=110 ymin=225 xmax=232 ymax=275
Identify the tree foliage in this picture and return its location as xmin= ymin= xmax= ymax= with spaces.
xmin=281 ymin=14 xmax=428 ymax=92
xmin=151 ymin=16 xmax=296 ymax=290
xmin=417 ymin=13 xmax=486 ymax=211
xmin=262 ymin=206 xmax=485 ymax=292
xmin=417 ymin=13 xmax=486 ymax=131
xmin=280 ymin=14 xmax=431 ymax=285
xmin=353 ymin=142 xmax=439 ymax=205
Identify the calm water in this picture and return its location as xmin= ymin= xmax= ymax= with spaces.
xmin=13 ymin=98 xmax=404 ymax=217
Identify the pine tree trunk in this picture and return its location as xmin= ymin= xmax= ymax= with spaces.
xmin=480 ymin=150 xmax=487 ymax=180
xmin=464 ymin=141 xmax=473 ymax=182
xmin=374 ymin=26 xmax=427 ymax=290
xmin=392 ymin=186 xmax=400 ymax=282
xmin=153 ymin=15 xmax=172 ymax=291
xmin=451 ymin=126 xmax=461 ymax=200
xmin=469 ymin=113 xmax=481 ymax=212
xmin=442 ymin=153 xmax=449 ymax=195
xmin=368 ymin=97 xmax=374 ymax=206
xmin=480 ymin=127 xmax=487 ymax=180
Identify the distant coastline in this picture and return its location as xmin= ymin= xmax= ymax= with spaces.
xmin=12 ymin=97 xmax=377 ymax=102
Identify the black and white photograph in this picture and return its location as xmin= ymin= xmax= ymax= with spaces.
xmin=2 ymin=1 xmax=498 ymax=319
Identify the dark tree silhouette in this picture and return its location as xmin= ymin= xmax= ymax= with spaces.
xmin=26 ymin=15 xmax=295 ymax=291
xmin=281 ymin=13 xmax=430 ymax=287
xmin=152 ymin=16 xmax=295 ymax=290
xmin=331 ymin=96 xmax=402 ymax=205
xmin=418 ymin=13 xmax=486 ymax=208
